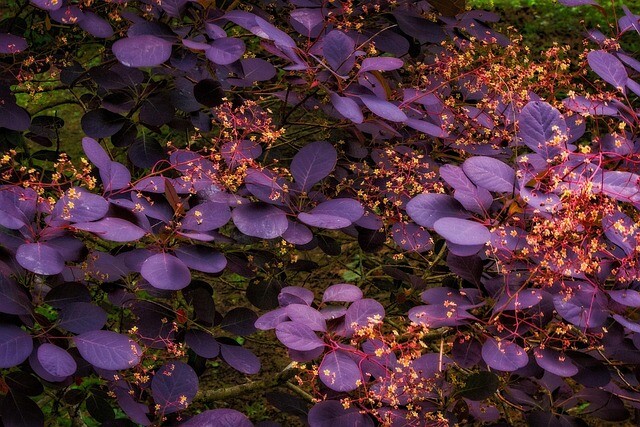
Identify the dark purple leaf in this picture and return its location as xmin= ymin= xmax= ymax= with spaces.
xmin=100 ymin=161 xmax=131 ymax=192
xmin=16 ymin=243 xmax=64 ymax=275
xmin=481 ymin=338 xmax=528 ymax=372
xmin=82 ymin=137 xmax=110 ymax=169
xmin=433 ymin=218 xmax=491 ymax=246
xmin=37 ymin=344 xmax=77 ymax=377
xmin=114 ymin=388 xmax=151 ymax=426
xmin=141 ymin=253 xmax=191 ymax=290
xmin=221 ymin=140 xmax=262 ymax=166
xmin=30 ymin=0 xmax=62 ymax=10
xmin=0 ymin=102 xmax=30 ymax=131
xmin=221 ymin=307 xmax=258 ymax=335
xmin=329 ymin=93 xmax=363 ymax=123
xmin=0 ymin=33 xmax=27 ymax=54
xmin=406 ymin=193 xmax=468 ymax=228
xmin=0 ymin=325 xmax=32 ymax=368
xmin=408 ymin=304 xmax=476 ymax=328
xmin=151 ymin=361 xmax=198 ymax=414
xmin=322 ymin=283 xmax=363 ymax=303
xmin=1 ymin=391 xmax=44 ymax=427
xmin=307 ymin=401 xmax=373 ymax=427
xmin=206 ymin=37 xmax=246 ymax=65
xmin=275 ymin=321 xmax=324 ymax=351
xmin=58 ymin=302 xmax=108 ymax=334
xmin=290 ymin=141 xmax=337 ymax=192
xmin=533 ymin=348 xmax=578 ymax=377
xmin=241 ymin=58 xmax=277 ymax=82
xmin=74 ymin=218 xmax=146 ymax=242
xmin=553 ymin=288 xmax=608 ymax=328
xmin=318 ymin=350 xmax=361 ymax=392
xmin=232 ymin=203 xmax=289 ymax=239
xmin=112 ymin=35 xmax=173 ymax=68
xmin=588 ymin=50 xmax=628 ymax=92
xmin=0 ymin=275 xmax=31 ymax=315
xmin=78 ymin=11 xmax=114 ymax=38
xmin=74 ymin=330 xmax=142 ymax=370
xmin=462 ymin=156 xmax=515 ymax=193
xmin=175 ymin=246 xmax=226 ymax=273
xmin=81 ymin=109 xmax=125 ymax=139
xmin=608 ymin=289 xmax=640 ymax=307
xmin=219 ymin=343 xmax=260 ymax=374
xmin=181 ymin=409 xmax=253 ymax=427
xmin=322 ymin=30 xmax=356 ymax=74
xmin=185 ymin=330 xmax=220 ymax=358
xmin=392 ymin=222 xmax=433 ymax=252
xmin=282 ymin=221 xmax=313 ymax=245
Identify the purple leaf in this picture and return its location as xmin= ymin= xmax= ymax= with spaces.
xmin=221 ymin=307 xmax=258 ymax=336
xmin=275 ymin=321 xmax=324 ymax=351
xmin=359 ymin=57 xmax=403 ymax=73
xmin=181 ymin=202 xmax=231 ymax=231
xmin=0 ymin=276 xmax=31 ymax=315
xmin=58 ymin=302 xmax=108 ymax=334
xmin=322 ymin=30 xmax=356 ymax=74
xmin=82 ymin=137 xmax=111 ymax=169
xmin=494 ymin=289 xmax=543 ymax=312
xmin=232 ymin=203 xmax=288 ymax=239
xmin=600 ymin=171 xmax=640 ymax=203
xmin=290 ymin=8 xmax=324 ymax=38
xmin=241 ymin=58 xmax=277 ymax=82
xmin=115 ymin=388 xmax=151 ymax=426
xmin=433 ymin=218 xmax=491 ymax=246
xmin=406 ymin=193 xmax=468 ymax=228
xmin=0 ymin=33 xmax=27 ymax=54
xmin=0 ymin=325 xmax=32 ymax=368
xmin=81 ymin=108 xmax=125 ymax=138
xmin=181 ymin=409 xmax=253 ymax=427
xmin=308 ymin=401 xmax=374 ymax=427
xmin=37 ymin=344 xmax=77 ymax=377
xmin=219 ymin=343 xmax=260 ymax=374
xmin=141 ymin=253 xmax=191 ymax=290
xmin=588 ymin=50 xmax=628 ymax=92
xmin=174 ymin=246 xmax=226 ymax=273
xmin=558 ymin=0 xmax=597 ymax=5
xmin=74 ymin=330 xmax=141 ymax=370
xmin=358 ymin=95 xmax=407 ymax=122
xmin=185 ymin=331 xmax=220 ymax=358
xmin=285 ymin=304 xmax=326 ymax=331
xmin=152 ymin=361 xmax=198 ymax=414
xmin=112 ymin=35 xmax=173 ymax=68
xmin=609 ymin=289 xmax=640 ymax=307
xmin=221 ymin=140 xmax=262 ymax=166
xmin=74 ymin=218 xmax=146 ymax=242
xmin=563 ymin=96 xmax=618 ymax=116
xmin=481 ymin=338 xmax=529 ymax=372
xmin=533 ymin=348 xmax=578 ymax=377
xmin=462 ymin=156 xmax=515 ymax=193
xmin=0 ymin=101 xmax=30 ymax=131
xmin=330 ymin=93 xmax=363 ymax=123
xmin=279 ymin=286 xmax=314 ymax=306
xmin=392 ymin=222 xmax=433 ymax=252
xmin=206 ymin=37 xmax=246 ymax=65
xmin=101 ymin=161 xmax=131 ymax=192
xmin=30 ymin=0 xmax=62 ymax=10
xmin=298 ymin=199 xmax=364 ymax=229
xmin=78 ymin=11 xmax=114 ymax=38
xmin=322 ymin=284 xmax=363 ymax=303
xmin=318 ymin=350 xmax=361 ymax=392
xmin=345 ymin=299 xmax=385 ymax=334
xmin=553 ymin=289 xmax=608 ymax=328
xmin=282 ymin=221 xmax=313 ymax=245
xmin=408 ymin=304 xmax=476 ymax=328
xmin=254 ymin=307 xmax=288 ymax=330
xmin=290 ymin=141 xmax=337 ymax=192
xmin=16 ymin=243 xmax=65 ymax=275
xmin=225 ymin=10 xmax=296 ymax=48
xmin=405 ymin=118 xmax=449 ymax=138
xmin=52 ymin=187 xmax=109 ymax=222
xmin=518 ymin=101 xmax=568 ymax=159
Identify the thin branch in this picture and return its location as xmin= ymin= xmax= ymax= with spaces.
xmin=195 ymin=362 xmax=299 ymax=402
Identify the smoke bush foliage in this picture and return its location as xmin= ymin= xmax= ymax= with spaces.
xmin=0 ymin=0 xmax=640 ymax=425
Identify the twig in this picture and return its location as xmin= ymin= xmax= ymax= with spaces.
xmin=195 ymin=362 xmax=298 ymax=402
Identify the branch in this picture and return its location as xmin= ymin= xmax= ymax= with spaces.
xmin=195 ymin=362 xmax=299 ymax=402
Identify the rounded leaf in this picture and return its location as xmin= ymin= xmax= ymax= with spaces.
xmin=308 ymin=401 xmax=374 ymax=427
xmin=0 ymin=33 xmax=27 ymax=54
xmin=433 ymin=218 xmax=491 ymax=246
xmin=74 ymin=218 xmax=146 ymax=242
xmin=206 ymin=37 xmax=245 ymax=65
xmin=58 ymin=302 xmax=108 ymax=334
xmin=322 ymin=284 xmax=363 ymax=303
xmin=16 ymin=243 xmax=64 ymax=275
xmin=318 ymin=350 xmax=361 ymax=392
xmin=290 ymin=141 xmax=337 ymax=192
xmin=181 ymin=409 xmax=252 ymax=427
xmin=232 ymin=203 xmax=288 ymax=239
xmin=0 ymin=325 xmax=32 ymax=368
xmin=37 ymin=344 xmax=77 ymax=377
xmin=481 ymin=338 xmax=528 ymax=372
xmin=275 ymin=321 xmax=324 ymax=351
xmin=533 ymin=348 xmax=578 ymax=377
xmin=141 ymin=253 xmax=191 ymax=290
xmin=112 ymin=35 xmax=173 ymax=68
xmin=74 ymin=330 xmax=141 ymax=370
xmin=151 ymin=361 xmax=198 ymax=414
xmin=406 ymin=193 xmax=468 ymax=228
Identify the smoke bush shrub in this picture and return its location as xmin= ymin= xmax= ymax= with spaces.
xmin=0 ymin=0 xmax=640 ymax=425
